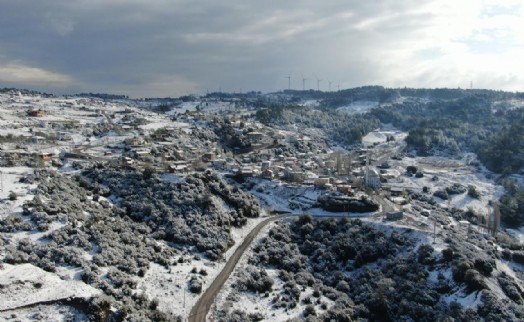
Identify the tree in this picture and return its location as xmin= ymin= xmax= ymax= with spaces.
xmin=142 ymin=166 xmax=155 ymax=180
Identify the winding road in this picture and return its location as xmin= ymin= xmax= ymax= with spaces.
xmin=188 ymin=215 xmax=288 ymax=322
xmin=187 ymin=211 xmax=375 ymax=321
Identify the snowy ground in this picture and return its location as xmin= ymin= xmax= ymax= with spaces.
xmin=362 ymin=129 xmax=406 ymax=147
xmin=390 ymin=155 xmax=504 ymax=215
xmin=336 ymin=100 xmax=379 ymax=115
xmin=0 ymin=263 xmax=101 ymax=311
xmin=0 ymin=167 xmax=37 ymax=219
xmin=135 ymin=213 xmax=270 ymax=319
xmin=209 ymin=220 xmax=335 ymax=321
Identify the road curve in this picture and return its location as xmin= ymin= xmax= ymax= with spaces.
xmin=188 ymin=215 xmax=287 ymax=322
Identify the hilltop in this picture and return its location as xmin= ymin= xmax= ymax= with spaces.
xmin=0 ymin=87 xmax=523 ymax=321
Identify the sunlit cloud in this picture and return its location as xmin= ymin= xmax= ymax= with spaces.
xmin=0 ymin=62 xmax=73 ymax=86
xmin=0 ymin=0 xmax=522 ymax=96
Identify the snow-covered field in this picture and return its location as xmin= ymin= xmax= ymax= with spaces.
xmin=209 ymin=220 xmax=337 ymax=322
xmin=392 ymin=155 xmax=504 ymax=215
xmin=0 ymin=167 xmax=36 ymax=218
xmin=135 ymin=213 xmax=270 ymax=319
xmin=0 ymin=263 xmax=101 ymax=311
xmin=336 ymin=100 xmax=378 ymax=114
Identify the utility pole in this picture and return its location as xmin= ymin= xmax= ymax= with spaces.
xmin=433 ymin=219 xmax=436 ymax=243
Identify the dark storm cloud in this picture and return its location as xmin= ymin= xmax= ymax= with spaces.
xmin=0 ymin=0 xmax=522 ymax=97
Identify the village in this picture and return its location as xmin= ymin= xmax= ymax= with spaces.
xmin=0 ymin=89 xmax=502 ymax=229
xmin=1 ymin=89 xmax=522 ymax=322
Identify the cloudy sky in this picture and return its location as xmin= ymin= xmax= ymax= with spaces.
xmin=0 ymin=0 xmax=523 ymax=97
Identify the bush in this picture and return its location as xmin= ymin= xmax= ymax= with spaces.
xmin=417 ymin=244 xmax=435 ymax=265
xmin=304 ymin=305 xmax=316 ymax=317
xmin=433 ymin=190 xmax=449 ymax=200
xmin=142 ymin=167 xmax=156 ymax=180
xmin=464 ymin=269 xmax=488 ymax=292
xmin=474 ymin=258 xmax=495 ymax=277
xmin=446 ymin=183 xmax=467 ymax=195
xmin=406 ymin=166 xmax=418 ymax=174
xmin=189 ymin=277 xmax=202 ymax=294
xmin=468 ymin=185 xmax=481 ymax=199
xmin=442 ymin=248 xmax=454 ymax=262
xmin=8 ymin=191 xmax=17 ymax=201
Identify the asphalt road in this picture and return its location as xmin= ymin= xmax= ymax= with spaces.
xmin=188 ymin=215 xmax=287 ymax=322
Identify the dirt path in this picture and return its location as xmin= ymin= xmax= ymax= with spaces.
xmin=188 ymin=215 xmax=287 ymax=322
xmin=188 ymin=210 xmax=384 ymax=321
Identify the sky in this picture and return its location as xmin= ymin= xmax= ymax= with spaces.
xmin=0 ymin=0 xmax=523 ymax=98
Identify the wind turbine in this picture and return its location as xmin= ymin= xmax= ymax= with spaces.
xmin=285 ymin=73 xmax=291 ymax=90
xmin=301 ymin=73 xmax=307 ymax=91
xmin=328 ymin=80 xmax=333 ymax=92
xmin=315 ymin=76 xmax=322 ymax=91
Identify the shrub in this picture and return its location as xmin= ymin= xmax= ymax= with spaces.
xmin=8 ymin=191 xmax=17 ymax=201
xmin=464 ymin=269 xmax=488 ymax=292
xmin=189 ymin=277 xmax=202 ymax=294
xmin=406 ymin=166 xmax=418 ymax=174
xmin=304 ymin=305 xmax=316 ymax=317
xmin=442 ymin=248 xmax=454 ymax=262
xmin=417 ymin=244 xmax=435 ymax=265
xmin=446 ymin=183 xmax=467 ymax=195
xmin=433 ymin=190 xmax=449 ymax=200
xmin=142 ymin=166 xmax=156 ymax=180
xmin=468 ymin=185 xmax=481 ymax=199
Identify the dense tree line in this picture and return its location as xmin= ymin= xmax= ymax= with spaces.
xmin=220 ymin=216 xmax=524 ymax=321
xmin=255 ymin=105 xmax=380 ymax=145
xmin=369 ymin=95 xmax=524 ymax=172
xmin=2 ymin=166 xmax=261 ymax=321
xmin=84 ymin=167 xmax=260 ymax=260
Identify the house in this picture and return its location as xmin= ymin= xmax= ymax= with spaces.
xmin=124 ymin=136 xmax=143 ymax=146
xmin=324 ymin=159 xmax=336 ymax=168
xmin=212 ymin=159 xmax=227 ymax=170
xmin=240 ymin=166 xmax=254 ymax=177
xmin=28 ymin=109 xmax=45 ymax=117
xmin=132 ymin=148 xmax=151 ymax=160
xmin=315 ymin=177 xmax=331 ymax=188
xmin=260 ymin=169 xmax=274 ymax=179
xmin=386 ymin=211 xmax=404 ymax=221
xmin=246 ymin=131 xmax=264 ymax=143
xmin=258 ymin=149 xmax=271 ymax=161
xmin=337 ymin=184 xmax=353 ymax=195
xmin=365 ymin=168 xmax=381 ymax=188
xmin=390 ymin=187 xmax=404 ymax=197
xmin=39 ymin=152 xmax=53 ymax=161
xmin=202 ymin=152 xmax=215 ymax=162
xmin=261 ymin=160 xmax=271 ymax=171
xmin=169 ymin=161 xmax=188 ymax=173
xmin=32 ymin=135 xmax=46 ymax=144
xmin=175 ymin=161 xmax=188 ymax=169
xmin=121 ymin=156 xmax=135 ymax=167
